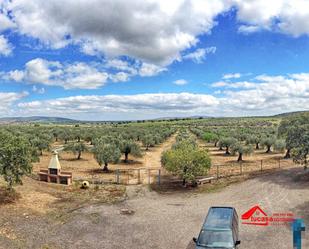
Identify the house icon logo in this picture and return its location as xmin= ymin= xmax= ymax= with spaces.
xmin=241 ymin=205 xmax=269 ymax=226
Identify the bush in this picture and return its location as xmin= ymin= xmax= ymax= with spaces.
xmin=162 ymin=140 xmax=211 ymax=186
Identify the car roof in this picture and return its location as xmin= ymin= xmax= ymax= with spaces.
xmin=203 ymin=207 xmax=235 ymax=230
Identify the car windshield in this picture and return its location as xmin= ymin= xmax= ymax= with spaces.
xmin=197 ymin=229 xmax=234 ymax=248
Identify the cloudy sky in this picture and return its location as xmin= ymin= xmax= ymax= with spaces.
xmin=1 ymin=0 xmax=309 ymax=120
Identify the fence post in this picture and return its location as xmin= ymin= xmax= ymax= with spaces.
xmin=260 ymin=160 xmax=263 ymax=171
xmin=158 ymin=169 xmax=161 ymax=185
xmin=138 ymin=169 xmax=141 ymax=184
xmin=217 ymin=165 xmax=219 ymax=180
xmin=240 ymin=162 xmax=243 ymax=175
xmin=116 ymin=169 xmax=120 ymax=184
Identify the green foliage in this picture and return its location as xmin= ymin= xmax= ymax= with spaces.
xmin=202 ymin=132 xmax=219 ymax=146
xmin=0 ymin=134 xmax=32 ymax=190
xmin=246 ymin=135 xmax=261 ymax=149
xmin=141 ymin=134 xmax=155 ymax=150
xmin=30 ymin=136 xmax=50 ymax=156
xmin=219 ymin=137 xmax=237 ymax=155
xmin=119 ymin=140 xmax=142 ymax=162
xmin=261 ymin=136 xmax=276 ymax=153
xmin=231 ymin=142 xmax=254 ymax=161
xmin=162 ymin=140 xmax=211 ymax=185
xmin=93 ymin=140 xmax=121 ymax=171
xmin=274 ymin=139 xmax=286 ymax=153
xmin=64 ymin=142 xmax=88 ymax=160
xmin=288 ymin=124 xmax=309 ymax=166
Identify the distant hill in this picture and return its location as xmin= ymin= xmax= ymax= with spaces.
xmin=272 ymin=110 xmax=309 ymax=118
xmin=0 ymin=111 xmax=308 ymax=124
xmin=0 ymin=116 xmax=77 ymax=124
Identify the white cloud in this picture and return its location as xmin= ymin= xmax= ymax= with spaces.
xmin=211 ymin=81 xmax=228 ymax=87
xmin=13 ymin=73 xmax=309 ymax=119
xmin=0 ymin=13 xmax=15 ymax=32
xmin=5 ymin=0 xmax=229 ymax=66
xmin=238 ymin=25 xmax=262 ymax=34
xmin=139 ymin=63 xmax=167 ymax=77
xmin=173 ymin=79 xmax=188 ymax=85
xmin=0 ymin=0 xmax=309 ymax=68
xmin=17 ymin=92 xmax=220 ymax=120
xmin=222 ymin=73 xmax=242 ymax=80
xmin=3 ymin=58 xmax=109 ymax=89
xmin=32 ymin=85 xmax=45 ymax=94
xmin=105 ymin=59 xmax=137 ymax=75
xmin=110 ymin=72 xmax=131 ymax=82
xmin=0 ymin=35 xmax=13 ymax=56
xmin=5 ymin=70 xmax=24 ymax=81
xmin=213 ymin=81 xmax=257 ymax=89
xmin=233 ymin=0 xmax=309 ymax=37
xmin=183 ymin=47 xmax=216 ymax=63
xmin=0 ymin=91 xmax=28 ymax=115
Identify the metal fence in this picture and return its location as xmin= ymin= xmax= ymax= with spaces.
xmin=74 ymin=158 xmax=295 ymax=186
xmin=210 ymin=158 xmax=294 ymax=180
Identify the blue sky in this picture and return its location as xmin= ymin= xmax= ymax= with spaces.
xmin=1 ymin=0 xmax=309 ymax=120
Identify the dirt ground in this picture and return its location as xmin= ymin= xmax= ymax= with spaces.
xmin=32 ymin=134 xmax=177 ymax=184
xmin=0 ymin=166 xmax=308 ymax=249
xmin=196 ymin=138 xmax=294 ymax=178
xmin=0 ymin=133 xmax=306 ymax=248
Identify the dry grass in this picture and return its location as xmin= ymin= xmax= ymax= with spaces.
xmin=33 ymin=134 xmax=177 ymax=184
xmin=0 ymin=188 xmax=21 ymax=205
xmin=195 ymin=138 xmax=295 ymax=178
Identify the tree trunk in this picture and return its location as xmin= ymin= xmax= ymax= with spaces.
xmin=77 ymin=136 xmax=80 ymax=142
xmin=284 ymin=148 xmax=291 ymax=159
xmin=256 ymin=143 xmax=259 ymax=149
xmin=266 ymin=145 xmax=271 ymax=153
xmin=125 ymin=152 xmax=129 ymax=162
xmin=55 ymin=137 xmax=58 ymax=142
xmin=40 ymin=150 xmax=43 ymax=156
xmin=237 ymin=153 xmax=243 ymax=162
xmin=225 ymin=146 xmax=230 ymax=155
xmin=214 ymin=141 xmax=218 ymax=147
xmin=65 ymin=139 xmax=68 ymax=144
xmin=182 ymin=178 xmax=186 ymax=186
xmin=77 ymin=151 xmax=81 ymax=160
xmin=219 ymin=145 xmax=223 ymax=151
xmin=182 ymin=167 xmax=187 ymax=186
xmin=146 ymin=145 xmax=149 ymax=150
xmin=103 ymin=162 xmax=109 ymax=172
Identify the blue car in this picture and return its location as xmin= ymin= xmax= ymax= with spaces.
xmin=193 ymin=207 xmax=241 ymax=249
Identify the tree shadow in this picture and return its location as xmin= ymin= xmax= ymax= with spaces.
xmin=292 ymin=201 xmax=309 ymax=225
xmin=254 ymin=167 xmax=309 ymax=190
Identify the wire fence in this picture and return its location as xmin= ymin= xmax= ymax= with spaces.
xmin=210 ymin=158 xmax=294 ymax=180
xmin=73 ymin=158 xmax=295 ymax=186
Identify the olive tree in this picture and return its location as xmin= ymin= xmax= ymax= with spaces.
xmin=93 ymin=141 xmax=121 ymax=172
xmin=231 ymin=143 xmax=254 ymax=162
xmin=64 ymin=142 xmax=88 ymax=160
xmin=30 ymin=137 xmax=50 ymax=156
xmin=261 ymin=137 xmax=276 ymax=153
xmin=288 ymin=125 xmax=309 ymax=168
xmin=119 ymin=140 xmax=142 ymax=162
xmin=161 ymin=140 xmax=211 ymax=186
xmin=141 ymin=135 xmax=155 ymax=150
xmin=219 ymin=137 xmax=237 ymax=155
xmin=203 ymin=132 xmax=219 ymax=147
xmin=246 ymin=135 xmax=261 ymax=150
xmin=0 ymin=134 xmax=32 ymax=190
xmin=274 ymin=139 xmax=286 ymax=153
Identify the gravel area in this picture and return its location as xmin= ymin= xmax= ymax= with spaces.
xmin=1 ymin=167 xmax=309 ymax=249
